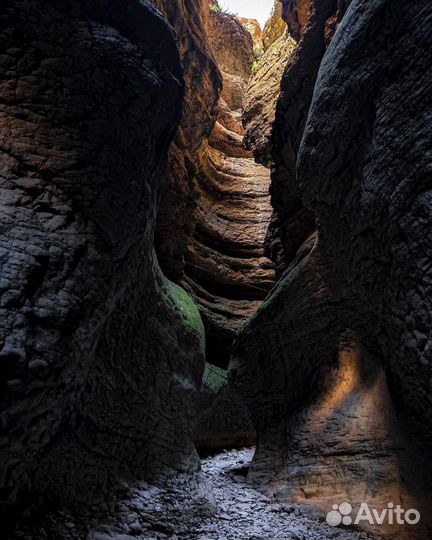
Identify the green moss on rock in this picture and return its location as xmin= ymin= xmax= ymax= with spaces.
xmin=202 ymin=362 xmax=228 ymax=393
xmin=153 ymin=253 xmax=206 ymax=353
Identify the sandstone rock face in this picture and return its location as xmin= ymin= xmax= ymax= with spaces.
xmin=207 ymin=6 xmax=254 ymax=114
xmin=268 ymin=0 xmax=349 ymax=272
xmin=153 ymin=0 xmax=222 ymax=281
xmin=0 ymin=0 xmax=206 ymax=533
xmin=243 ymin=27 xmax=296 ymax=166
xmin=237 ymin=17 xmax=263 ymax=58
xmin=208 ymin=8 xmax=254 ymax=82
xmin=231 ymin=1 xmax=432 ymax=538
xmin=162 ymin=6 xmax=276 ymax=368
xmin=183 ymin=116 xmax=275 ymax=366
xmin=280 ymin=0 xmax=312 ymax=41
xmin=153 ymin=3 xmax=274 ymax=371
xmin=262 ymin=1 xmax=286 ymax=51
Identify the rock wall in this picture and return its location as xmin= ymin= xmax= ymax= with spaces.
xmin=153 ymin=0 xmax=222 ymax=281
xmin=280 ymin=0 xmax=312 ymax=42
xmin=182 ymin=7 xmax=276 ymax=368
xmin=262 ymin=1 xmax=286 ymax=51
xmin=267 ymin=0 xmax=350 ymax=272
xmin=0 ymin=0 xmax=206 ymax=535
xmin=237 ymin=17 xmax=263 ymax=58
xmin=231 ymin=0 xmax=432 ymax=538
xmin=243 ymin=8 xmax=296 ymax=167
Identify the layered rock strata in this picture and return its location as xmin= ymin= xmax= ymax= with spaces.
xmin=153 ymin=0 xmax=222 ymax=281
xmin=157 ymin=4 xmax=275 ymax=368
xmin=183 ymin=102 xmax=275 ymax=367
xmin=231 ymin=1 xmax=432 ymax=538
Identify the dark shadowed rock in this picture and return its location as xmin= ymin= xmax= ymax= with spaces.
xmin=268 ymin=0 xmax=351 ymax=273
xmin=194 ymin=363 xmax=255 ymax=453
xmin=0 ymin=0 xmax=206 ymax=535
xmin=231 ymin=1 xmax=432 ymax=538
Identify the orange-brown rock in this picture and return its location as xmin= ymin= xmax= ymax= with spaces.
xmin=208 ymin=7 xmax=254 ymax=81
xmin=280 ymin=0 xmax=312 ymax=41
xmin=243 ymin=28 xmax=296 ymax=166
xmin=153 ymin=0 xmax=222 ymax=281
xmin=262 ymin=1 xmax=286 ymax=50
xmin=162 ymin=5 xmax=276 ymax=367
xmin=220 ymin=70 xmax=247 ymax=111
xmin=184 ymin=102 xmax=275 ymax=366
xmin=237 ymin=17 xmax=263 ymax=57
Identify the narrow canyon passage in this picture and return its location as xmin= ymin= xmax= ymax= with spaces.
xmin=156 ymin=4 xmax=277 ymax=371
xmin=1 ymin=1 xmax=431 ymax=540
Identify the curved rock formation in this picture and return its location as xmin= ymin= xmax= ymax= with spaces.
xmin=231 ymin=0 xmax=432 ymax=538
xmin=152 ymin=4 xmax=275 ymax=368
xmin=243 ymin=14 xmax=296 ymax=166
xmin=237 ymin=17 xmax=263 ymax=58
xmin=153 ymin=0 xmax=222 ymax=281
xmin=183 ymin=106 xmax=275 ymax=367
xmin=262 ymin=1 xmax=286 ymax=51
xmin=0 ymin=0 xmax=206 ymax=535
xmin=267 ymin=0 xmax=351 ymax=272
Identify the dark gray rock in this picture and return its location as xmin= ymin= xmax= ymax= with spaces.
xmin=0 ymin=0 xmax=205 ymax=535
xmin=268 ymin=0 xmax=351 ymax=272
xmin=194 ymin=363 xmax=255 ymax=453
xmin=232 ymin=0 xmax=432 ymax=538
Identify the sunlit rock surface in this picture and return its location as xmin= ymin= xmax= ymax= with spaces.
xmin=243 ymin=16 xmax=296 ymax=166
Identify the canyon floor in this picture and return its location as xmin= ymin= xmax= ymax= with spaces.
xmin=88 ymin=448 xmax=379 ymax=540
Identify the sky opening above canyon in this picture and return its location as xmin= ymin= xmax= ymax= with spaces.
xmin=219 ymin=0 xmax=275 ymax=28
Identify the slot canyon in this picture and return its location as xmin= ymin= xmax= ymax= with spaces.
xmin=0 ymin=1 xmax=431 ymax=539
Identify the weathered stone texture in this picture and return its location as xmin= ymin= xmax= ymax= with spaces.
xmin=243 ymin=28 xmax=296 ymax=166
xmin=152 ymin=0 xmax=221 ymax=281
xmin=231 ymin=1 xmax=432 ymax=537
xmin=0 ymin=0 xmax=205 ymax=534
xmin=268 ymin=0 xmax=349 ymax=272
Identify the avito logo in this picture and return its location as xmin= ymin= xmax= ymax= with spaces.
xmin=326 ymin=502 xmax=420 ymax=527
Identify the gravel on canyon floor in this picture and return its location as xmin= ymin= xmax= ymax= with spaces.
xmin=89 ymin=447 xmax=379 ymax=540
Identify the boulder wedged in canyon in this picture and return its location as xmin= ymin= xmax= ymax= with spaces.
xmin=231 ymin=0 xmax=432 ymax=538
xmin=0 ymin=0 xmax=207 ymax=536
